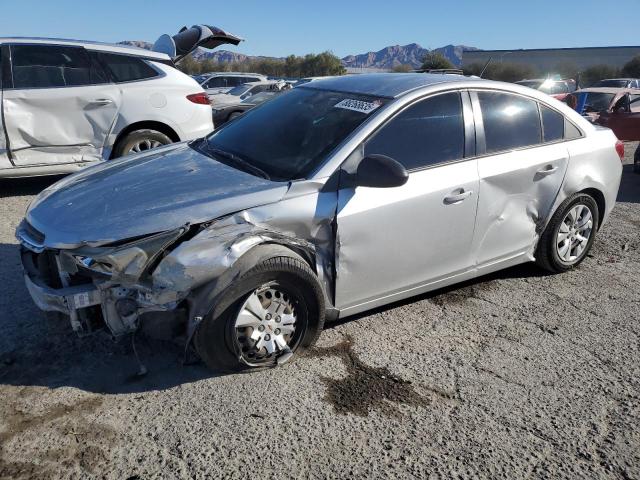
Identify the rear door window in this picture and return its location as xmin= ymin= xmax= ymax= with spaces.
xmin=11 ymin=44 xmax=105 ymax=88
xmin=94 ymin=52 xmax=159 ymax=83
xmin=540 ymin=105 xmax=564 ymax=142
xmin=477 ymin=91 xmax=542 ymax=153
xmin=365 ymin=91 xmax=465 ymax=170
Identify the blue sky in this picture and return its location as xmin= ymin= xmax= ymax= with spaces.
xmin=1 ymin=0 xmax=638 ymax=58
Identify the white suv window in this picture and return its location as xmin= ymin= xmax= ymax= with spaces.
xmin=11 ymin=44 xmax=107 ymax=88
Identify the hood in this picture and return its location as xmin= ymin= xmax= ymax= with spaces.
xmin=26 ymin=143 xmax=289 ymax=248
xmin=153 ymin=25 xmax=243 ymax=63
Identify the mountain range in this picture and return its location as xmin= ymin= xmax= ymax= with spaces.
xmin=118 ymin=41 xmax=477 ymax=69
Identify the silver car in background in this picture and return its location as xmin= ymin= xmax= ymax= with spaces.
xmin=17 ymin=74 xmax=623 ymax=372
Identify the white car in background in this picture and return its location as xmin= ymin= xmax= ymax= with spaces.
xmin=0 ymin=25 xmax=242 ymax=178
xmin=207 ymin=80 xmax=284 ymax=106
xmin=196 ymin=72 xmax=267 ymax=95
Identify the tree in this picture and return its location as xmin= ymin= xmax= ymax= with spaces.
xmin=621 ymin=55 xmax=640 ymax=78
xmin=463 ymin=61 xmax=536 ymax=82
xmin=393 ymin=64 xmax=413 ymax=73
xmin=421 ymin=52 xmax=454 ymax=71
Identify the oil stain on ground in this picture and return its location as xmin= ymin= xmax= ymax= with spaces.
xmin=308 ymin=336 xmax=456 ymax=417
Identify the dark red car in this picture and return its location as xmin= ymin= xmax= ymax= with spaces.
xmin=566 ymin=88 xmax=640 ymax=172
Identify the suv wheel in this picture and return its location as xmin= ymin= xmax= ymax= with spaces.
xmin=112 ymin=129 xmax=172 ymax=158
xmin=194 ymin=255 xmax=325 ymax=372
xmin=536 ymin=193 xmax=599 ymax=273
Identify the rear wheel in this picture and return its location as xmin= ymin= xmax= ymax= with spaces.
xmin=194 ymin=255 xmax=325 ymax=372
xmin=112 ymin=129 xmax=172 ymax=158
xmin=535 ymin=193 xmax=599 ymax=273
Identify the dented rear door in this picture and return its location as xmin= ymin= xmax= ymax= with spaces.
xmin=3 ymin=43 xmax=121 ymax=166
xmin=470 ymin=91 xmax=569 ymax=266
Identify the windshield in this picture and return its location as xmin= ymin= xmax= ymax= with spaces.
xmin=201 ymin=88 xmax=388 ymax=181
xmin=594 ymin=80 xmax=628 ymax=88
xmin=575 ymin=92 xmax=616 ymax=113
xmin=228 ymin=84 xmax=253 ymax=96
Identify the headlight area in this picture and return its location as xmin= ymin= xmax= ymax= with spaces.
xmin=23 ymin=226 xmax=190 ymax=339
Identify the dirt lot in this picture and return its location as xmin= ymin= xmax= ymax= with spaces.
xmin=0 ymin=144 xmax=639 ymax=480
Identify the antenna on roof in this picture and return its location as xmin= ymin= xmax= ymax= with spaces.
xmin=479 ymin=56 xmax=492 ymax=78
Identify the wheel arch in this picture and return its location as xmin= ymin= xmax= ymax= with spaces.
xmin=578 ymin=187 xmax=606 ymax=230
xmin=110 ymin=120 xmax=181 ymax=159
xmin=184 ymin=241 xmax=325 ymax=344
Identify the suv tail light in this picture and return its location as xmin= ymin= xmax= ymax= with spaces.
xmin=615 ymin=140 xmax=625 ymax=161
xmin=187 ymin=92 xmax=210 ymax=105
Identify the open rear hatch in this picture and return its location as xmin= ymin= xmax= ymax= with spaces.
xmin=153 ymin=25 xmax=243 ymax=62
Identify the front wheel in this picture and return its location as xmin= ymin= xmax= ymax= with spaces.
xmin=535 ymin=193 xmax=599 ymax=273
xmin=194 ymin=255 xmax=325 ymax=372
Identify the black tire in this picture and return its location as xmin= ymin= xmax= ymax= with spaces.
xmin=112 ymin=129 xmax=172 ymax=158
xmin=634 ymin=144 xmax=640 ymax=174
xmin=194 ymin=255 xmax=325 ymax=373
xmin=535 ymin=193 xmax=599 ymax=273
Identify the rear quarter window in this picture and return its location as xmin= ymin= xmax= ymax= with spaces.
xmin=540 ymin=105 xmax=564 ymax=142
xmin=94 ymin=52 xmax=159 ymax=83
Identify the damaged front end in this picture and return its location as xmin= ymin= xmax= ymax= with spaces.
xmin=17 ymin=200 xmax=335 ymax=342
xmin=18 ymin=222 xmax=190 ymax=338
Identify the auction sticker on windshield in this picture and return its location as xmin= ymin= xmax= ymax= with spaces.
xmin=334 ymin=98 xmax=382 ymax=114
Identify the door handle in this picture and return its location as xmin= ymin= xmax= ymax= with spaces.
xmin=89 ymin=98 xmax=113 ymax=106
xmin=444 ymin=189 xmax=473 ymax=205
xmin=536 ymin=165 xmax=559 ymax=176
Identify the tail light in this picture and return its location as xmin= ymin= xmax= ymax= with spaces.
xmin=186 ymin=92 xmax=210 ymax=105
xmin=615 ymin=140 xmax=625 ymax=161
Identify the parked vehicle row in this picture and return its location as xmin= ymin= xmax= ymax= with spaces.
xmin=193 ymin=72 xmax=267 ymax=95
xmin=212 ymin=89 xmax=283 ymax=126
xmin=17 ymin=74 xmax=623 ymax=372
xmin=515 ymin=78 xmax=576 ymax=100
xmin=0 ymin=25 xmax=241 ymax=178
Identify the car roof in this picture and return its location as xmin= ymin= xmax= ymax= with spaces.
xmin=300 ymin=73 xmax=475 ymax=98
xmin=0 ymin=37 xmax=169 ymax=60
xmin=574 ymin=87 xmax=640 ymax=94
xmin=204 ymin=72 xmax=266 ymax=77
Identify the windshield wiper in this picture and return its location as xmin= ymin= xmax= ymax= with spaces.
xmin=206 ymin=146 xmax=271 ymax=180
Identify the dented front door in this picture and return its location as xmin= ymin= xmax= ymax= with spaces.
xmin=3 ymin=44 xmax=120 ymax=166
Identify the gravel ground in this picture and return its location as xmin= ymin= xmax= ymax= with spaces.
xmin=0 ymin=144 xmax=639 ymax=479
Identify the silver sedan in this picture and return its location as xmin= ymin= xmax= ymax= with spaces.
xmin=17 ymin=74 xmax=623 ymax=372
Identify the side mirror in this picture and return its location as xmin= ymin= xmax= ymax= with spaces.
xmin=356 ymin=154 xmax=409 ymax=188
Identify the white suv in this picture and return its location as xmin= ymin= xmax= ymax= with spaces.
xmin=0 ymin=25 xmax=241 ymax=178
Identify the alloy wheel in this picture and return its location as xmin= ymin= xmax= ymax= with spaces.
xmin=556 ymin=204 xmax=593 ymax=264
xmin=128 ymin=139 xmax=164 ymax=153
xmin=234 ymin=286 xmax=298 ymax=362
